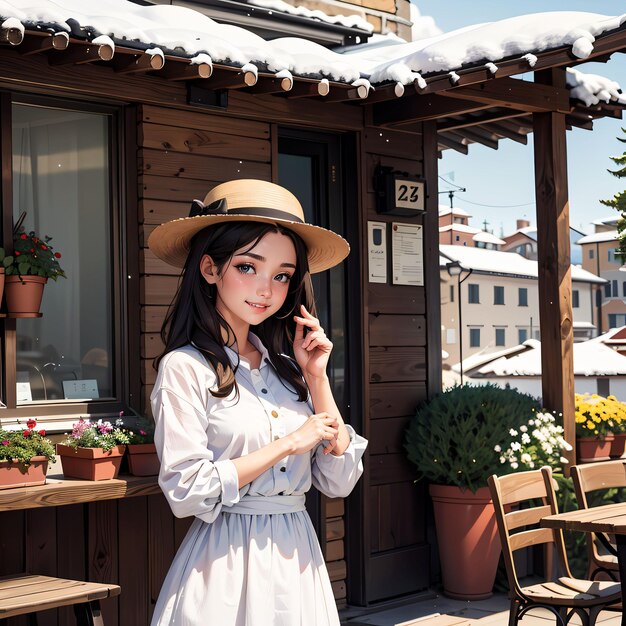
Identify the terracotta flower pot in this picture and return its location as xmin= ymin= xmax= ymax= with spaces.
xmin=57 ymin=444 xmax=125 ymax=481
xmin=4 ymin=275 xmax=47 ymax=314
xmin=577 ymin=434 xmax=615 ymax=463
xmin=126 ymin=443 xmax=160 ymax=476
xmin=429 ymin=484 xmax=500 ymax=600
xmin=610 ymin=433 xmax=626 ymax=459
xmin=0 ymin=456 xmax=48 ymax=489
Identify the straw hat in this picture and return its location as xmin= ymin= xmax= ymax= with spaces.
xmin=148 ymin=179 xmax=349 ymax=273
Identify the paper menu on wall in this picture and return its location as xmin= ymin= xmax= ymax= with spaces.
xmin=392 ymin=222 xmax=423 ymax=286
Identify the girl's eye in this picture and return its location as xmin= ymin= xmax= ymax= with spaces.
xmin=235 ymin=263 xmax=255 ymax=274
xmin=275 ymin=273 xmax=292 ymax=284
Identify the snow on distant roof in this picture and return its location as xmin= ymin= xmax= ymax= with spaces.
xmin=247 ymin=0 xmax=373 ymax=33
xmin=470 ymin=338 xmax=626 ymax=377
xmin=440 ymin=244 xmax=606 ymax=283
xmin=438 ymin=205 xmax=471 ymax=217
xmin=0 ymin=3 xmax=624 ymax=88
xmin=576 ymin=230 xmax=619 ymax=244
xmin=473 ymin=231 xmax=506 ymax=245
xmin=592 ymin=216 xmax=619 ymax=226
xmin=573 ymin=321 xmax=596 ymax=329
xmin=439 ymin=223 xmax=481 ymax=234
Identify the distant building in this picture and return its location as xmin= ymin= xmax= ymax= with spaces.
xmin=440 ymin=245 xmax=605 ymax=365
xmin=577 ymin=216 xmax=625 ymax=333
xmin=438 ymin=205 xmax=505 ymax=249
xmin=501 ymin=218 xmax=584 ymax=264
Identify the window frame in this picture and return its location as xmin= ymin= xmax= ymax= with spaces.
xmin=518 ymin=287 xmax=528 ymax=307
xmin=469 ymin=327 xmax=481 ymax=347
xmin=0 ymin=92 xmax=137 ymax=425
xmin=468 ymin=283 xmax=479 ymax=304
xmin=493 ymin=285 xmax=505 ymax=305
xmin=572 ymin=289 xmax=580 ymax=308
xmin=495 ymin=327 xmax=505 ymax=346
xmin=518 ymin=328 xmax=528 ymax=344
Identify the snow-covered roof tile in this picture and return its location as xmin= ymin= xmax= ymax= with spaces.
xmin=439 ymin=223 xmax=481 ymax=234
xmin=440 ymin=244 xmax=605 ymax=283
xmin=576 ymin=230 xmax=619 ymax=244
xmin=592 ymin=216 xmax=619 ymax=226
xmin=0 ymin=2 xmax=624 ymax=91
xmin=472 ymin=231 xmax=505 ymax=245
xmin=438 ymin=205 xmax=471 ymax=217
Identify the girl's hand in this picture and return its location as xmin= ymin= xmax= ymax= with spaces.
xmin=287 ymin=413 xmax=339 ymax=456
xmin=293 ymin=305 xmax=332 ymax=379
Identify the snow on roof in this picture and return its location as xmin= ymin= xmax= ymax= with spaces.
xmin=246 ymin=0 xmax=373 ymax=33
xmin=592 ymin=216 xmax=619 ymax=226
xmin=567 ymin=67 xmax=626 ymax=106
xmin=439 ymin=244 xmax=606 ymax=283
xmin=0 ymin=3 xmax=624 ymax=89
xmin=439 ymin=223 xmax=480 ymax=234
xmin=409 ymin=3 xmax=442 ymax=42
xmin=470 ymin=338 xmax=626 ymax=377
xmin=438 ymin=205 xmax=471 ymax=217
xmin=573 ymin=321 xmax=596 ymax=329
xmin=472 ymin=231 xmax=506 ymax=245
xmin=576 ymin=230 xmax=619 ymax=244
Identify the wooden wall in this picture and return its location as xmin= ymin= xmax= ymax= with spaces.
xmin=357 ymin=126 xmax=431 ymax=603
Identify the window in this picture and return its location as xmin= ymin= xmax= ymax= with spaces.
xmin=495 ymin=328 xmax=505 ymax=346
xmin=518 ymin=328 xmax=528 ymax=344
xmin=572 ymin=290 xmax=580 ymax=308
xmin=605 ymin=283 xmax=612 ymax=298
xmin=8 ymin=100 xmax=124 ymax=417
xmin=455 ymin=235 xmax=460 ymax=242
xmin=608 ymin=314 xmax=626 ymax=328
xmin=494 ymin=286 xmax=504 ymax=305
xmin=609 ymin=248 xmax=618 ymax=263
xmin=469 ymin=328 xmax=480 ymax=347
xmin=623 ymin=281 xmax=626 ymax=297
xmin=597 ymin=378 xmax=610 ymax=397
xmin=589 ymin=248 xmax=594 ymax=260
xmin=613 ymin=280 xmax=619 ymax=297
xmin=468 ymin=284 xmax=479 ymax=303
xmin=449 ymin=284 xmax=454 ymax=303
xmin=518 ymin=287 xmax=528 ymax=307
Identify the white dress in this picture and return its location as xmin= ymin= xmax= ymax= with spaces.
xmin=150 ymin=334 xmax=367 ymax=626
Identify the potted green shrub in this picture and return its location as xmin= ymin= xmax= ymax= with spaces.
xmin=0 ymin=419 xmax=56 ymax=489
xmin=57 ymin=417 xmax=129 ymax=481
xmin=3 ymin=224 xmax=65 ymax=316
xmin=405 ymin=384 xmax=543 ymax=600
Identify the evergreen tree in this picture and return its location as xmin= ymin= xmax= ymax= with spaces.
xmin=600 ymin=127 xmax=626 ymax=258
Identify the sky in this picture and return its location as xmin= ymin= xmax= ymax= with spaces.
xmin=415 ymin=0 xmax=626 ymax=237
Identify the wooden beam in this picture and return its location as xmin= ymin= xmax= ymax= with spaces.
xmin=373 ymin=93 xmax=492 ymax=127
xmin=485 ymin=121 xmax=528 ymax=144
xmin=245 ymin=75 xmax=293 ymax=95
xmin=114 ymin=51 xmax=164 ymax=74
xmin=158 ymin=58 xmax=212 ymax=81
xmin=204 ymin=67 xmax=257 ymax=90
xmin=453 ymin=127 xmax=499 ymax=150
xmin=285 ymin=80 xmax=329 ymax=99
xmin=18 ymin=32 xmax=68 ymax=56
xmin=437 ymin=133 xmax=469 ymax=154
xmin=0 ymin=25 xmax=23 ymax=46
xmin=533 ymin=67 xmax=575 ymax=465
xmin=48 ymin=40 xmax=114 ymax=65
xmin=437 ymin=109 xmax=527 ymax=132
xmin=323 ymin=83 xmax=369 ymax=102
xmin=493 ymin=116 xmax=533 ymax=134
xmin=443 ymin=76 xmax=570 ymax=113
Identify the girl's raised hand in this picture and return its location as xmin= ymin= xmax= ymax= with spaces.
xmin=287 ymin=412 xmax=339 ymax=455
xmin=293 ymin=304 xmax=332 ymax=380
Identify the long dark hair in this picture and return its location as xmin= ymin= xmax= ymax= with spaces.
xmin=155 ymin=221 xmax=315 ymax=401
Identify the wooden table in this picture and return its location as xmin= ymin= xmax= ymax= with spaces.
xmin=542 ymin=502 xmax=626 ymax=625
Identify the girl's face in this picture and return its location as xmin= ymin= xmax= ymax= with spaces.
xmin=201 ymin=230 xmax=297 ymax=334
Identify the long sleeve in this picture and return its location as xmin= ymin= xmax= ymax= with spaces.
xmin=311 ymin=425 xmax=368 ymax=498
xmin=152 ymin=353 xmax=241 ymax=523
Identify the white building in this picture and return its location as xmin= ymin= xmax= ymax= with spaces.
xmin=440 ymin=245 xmax=606 ymax=366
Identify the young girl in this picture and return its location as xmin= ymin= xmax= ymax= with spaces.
xmin=147 ymin=179 xmax=367 ymax=626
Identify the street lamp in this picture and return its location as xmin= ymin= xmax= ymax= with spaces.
xmin=446 ymin=260 xmax=473 ymax=384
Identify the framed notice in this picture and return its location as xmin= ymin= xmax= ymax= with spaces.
xmin=16 ymin=371 xmax=32 ymax=403
xmin=392 ymin=222 xmax=424 ymax=286
xmin=367 ymin=221 xmax=387 ymax=283
xmin=63 ymin=379 xmax=99 ymax=400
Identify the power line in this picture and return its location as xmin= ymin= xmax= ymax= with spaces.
xmin=438 ymin=175 xmax=534 ymax=209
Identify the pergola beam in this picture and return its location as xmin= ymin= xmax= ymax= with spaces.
xmin=485 ymin=121 xmax=528 ymax=144
xmin=437 ymin=109 xmax=527 ymax=132
xmin=533 ymin=67 xmax=575 ymax=464
xmin=438 ymin=133 xmax=469 ymax=154
xmin=442 ymin=77 xmax=570 ymax=113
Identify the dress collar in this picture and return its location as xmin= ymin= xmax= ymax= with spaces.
xmin=223 ymin=332 xmax=270 ymax=371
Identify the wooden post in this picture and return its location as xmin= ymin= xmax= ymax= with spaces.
xmin=533 ymin=68 xmax=575 ymax=464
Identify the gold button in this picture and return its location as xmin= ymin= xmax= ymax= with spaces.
xmin=271 ymin=410 xmax=279 ymax=418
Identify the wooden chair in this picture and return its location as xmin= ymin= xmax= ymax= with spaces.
xmin=571 ymin=460 xmax=626 ymax=581
xmin=488 ymin=466 xmax=621 ymax=626
xmin=0 ymin=573 xmax=120 ymax=625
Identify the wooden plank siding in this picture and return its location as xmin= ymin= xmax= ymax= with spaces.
xmin=361 ymin=129 xmax=431 ymax=602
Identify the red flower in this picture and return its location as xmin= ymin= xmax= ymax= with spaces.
xmin=33 ymin=237 xmax=38 ymax=243
xmin=14 ymin=251 xmax=20 ymax=256
xmin=20 ymin=233 xmax=27 ymax=240
xmin=38 ymin=429 xmax=46 ymax=436
xmin=41 ymin=245 xmax=47 ymax=251
xmin=23 ymin=430 xmax=31 ymax=437
xmin=26 ymin=419 xmax=36 ymax=429
xmin=30 ymin=248 xmax=34 ymax=253
xmin=54 ymin=252 xmax=61 ymax=258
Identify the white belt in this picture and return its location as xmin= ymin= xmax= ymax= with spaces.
xmin=223 ymin=494 xmax=306 ymax=515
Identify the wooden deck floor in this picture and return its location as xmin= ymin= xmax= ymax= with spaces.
xmin=342 ymin=592 xmax=622 ymax=626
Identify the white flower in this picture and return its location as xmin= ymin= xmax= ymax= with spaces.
xmin=509 ymin=429 xmax=518 ymax=436
xmin=528 ymin=420 xmax=535 ymax=426
xmin=511 ymin=462 xmax=519 ymax=469
xmin=500 ymin=456 xmax=506 ymax=464
xmin=520 ymin=425 xmax=528 ymax=433
xmin=560 ymin=456 xmax=569 ymax=464
xmin=521 ymin=453 xmax=532 ymax=464
xmin=521 ymin=433 xmax=531 ymax=444
xmin=494 ymin=444 xmax=502 ymax=452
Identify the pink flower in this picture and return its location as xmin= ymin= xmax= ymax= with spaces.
xmin=1 ymin=440 xmax=9 ymax=446
xmin=71 ymin=418 xmax=90 ymax=439
xmin=140 ymin=430 xmax=147 ymax=436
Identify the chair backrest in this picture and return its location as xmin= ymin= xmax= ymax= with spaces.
xmin=571 ymin=460 xmax=626 ymax=509
xmin=488 ymin=466 xmax=570 ymax=598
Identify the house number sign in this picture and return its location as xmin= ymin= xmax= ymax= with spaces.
xmin=394 ymin=178 xmax=425 ymax=212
